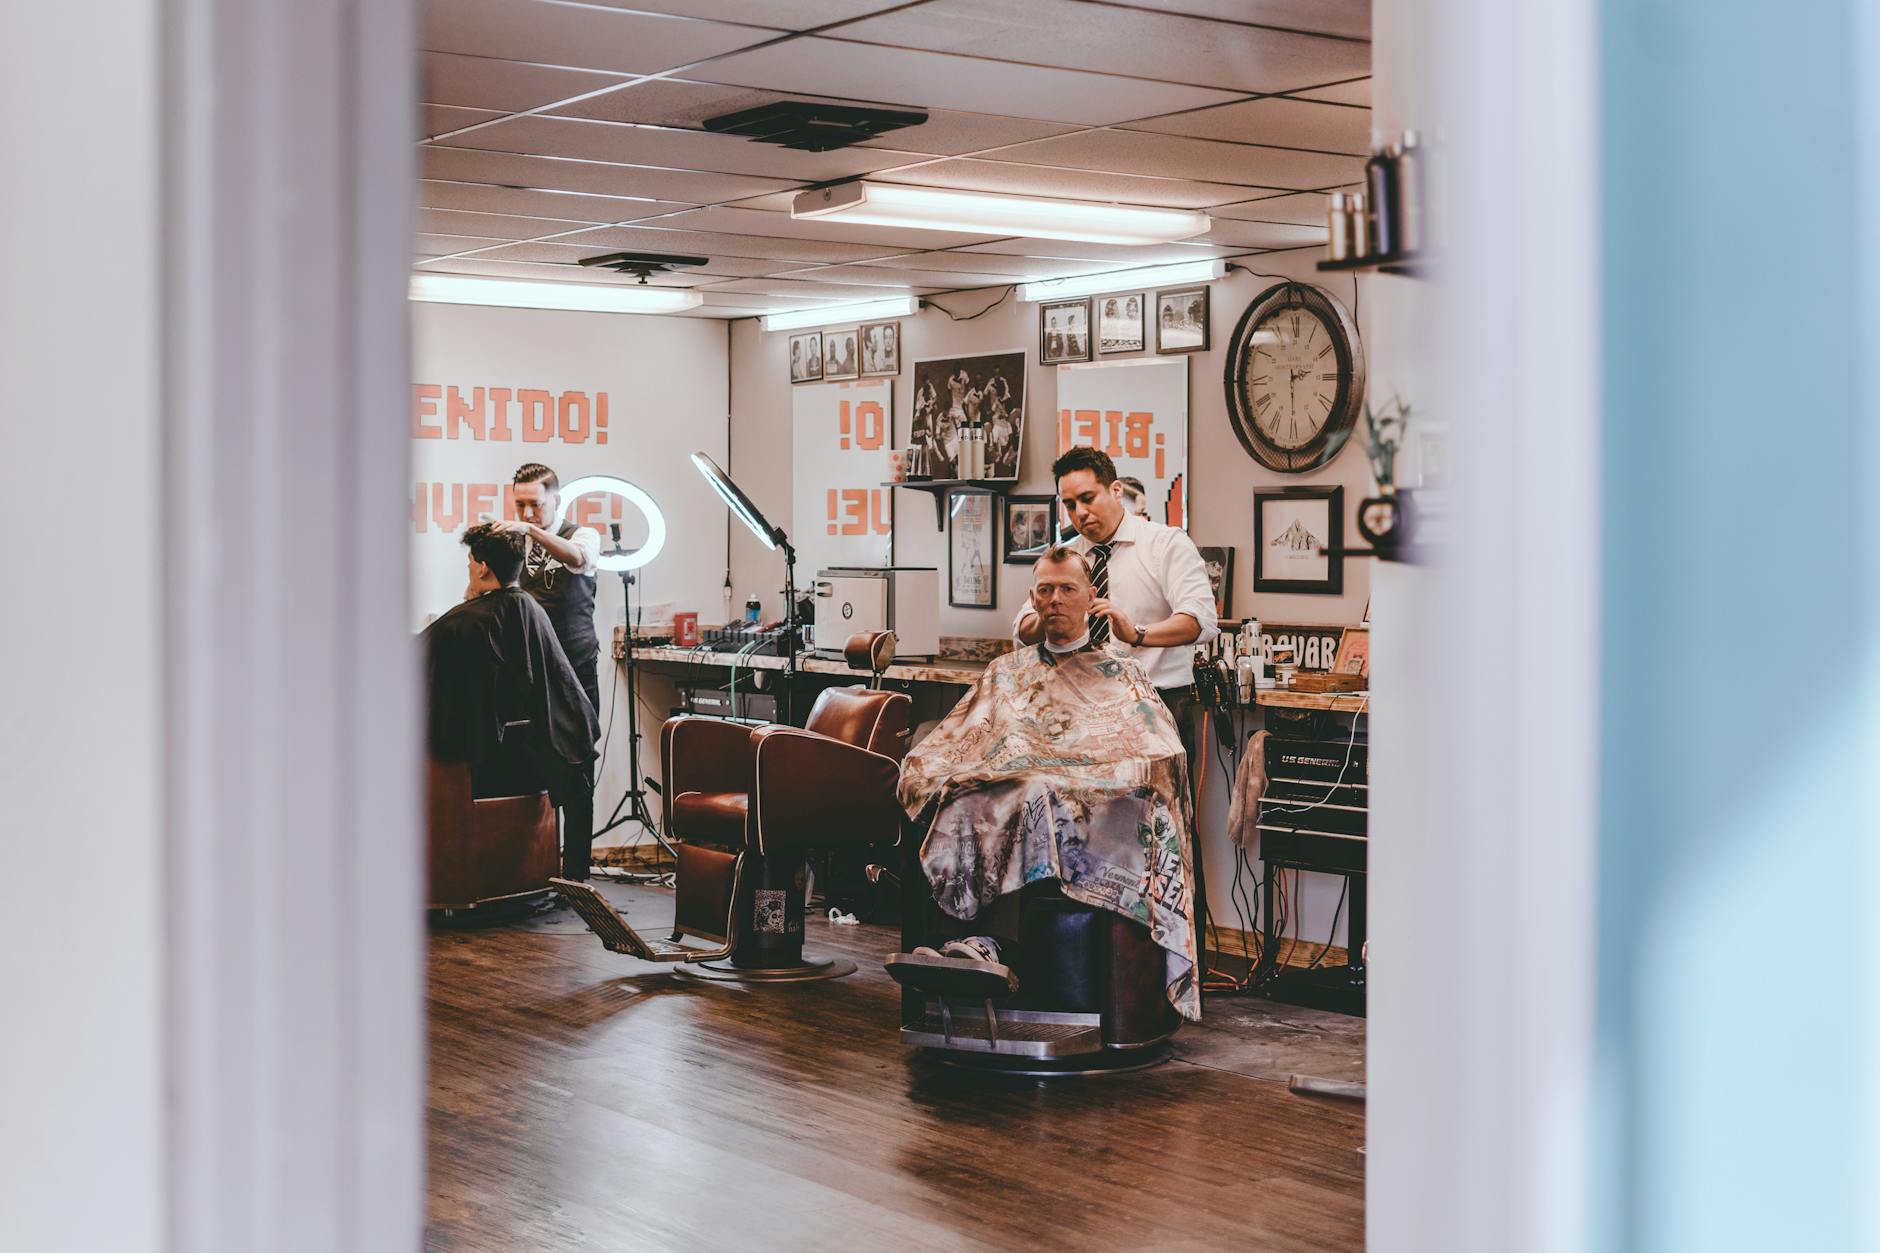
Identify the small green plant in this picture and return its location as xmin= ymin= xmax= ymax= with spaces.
xmin=1363 ymin=393 xmax=1412 ymax=491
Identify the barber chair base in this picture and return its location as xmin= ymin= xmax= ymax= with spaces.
xmin=678 ymin=955 xmax=858 ymax=983
xmin=902 ymin=1007 xmax=1174 ymax=1077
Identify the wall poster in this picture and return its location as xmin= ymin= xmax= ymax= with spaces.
xmin=792 ymin=375 xmax=894 ymax=576
xmin=1054 ymin=356 xmax=1190 ymax=529
xmin=910 ymin=350 xmax=1027 ymax=480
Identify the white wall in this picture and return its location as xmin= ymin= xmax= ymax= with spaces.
xmin=728 ymin=253 xmax=1381 ymax=947
xmin=0 ymin=5 xmax=166 ymax=1251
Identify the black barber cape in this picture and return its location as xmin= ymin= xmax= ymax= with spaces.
xmin=423 ymin=586 xmax=599 ymax=805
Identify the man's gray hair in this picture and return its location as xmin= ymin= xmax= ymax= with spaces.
xmin=1036 ymin=545 xmax=1092 ymax=583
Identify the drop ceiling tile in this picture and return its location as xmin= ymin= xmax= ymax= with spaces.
xmin=832 ymin=0 xmax=1368 ymax=94
xmin=1213 ymin=189 xmax=1352 ymax=226
xmin=439 ymin=113 xmax=927 ymax=183
xmin=864 ymin=252 xmax=1096 ymax=279
xmin=701 ymin=278 xmax=872 ymax=299
xmin=421 ymin=51 xmax=633 ymax=114
xmin=420 ymin=207 xmax=599 ymax=241
xmin=422 ymin=104 xmax=506 ymax=141
xmin=422 ymin=145 xmax=798 ymax=204
xmin=958 ymin=238 xmax=1237 ymax=264
xmin=468 ymin=239 xmax=786 ymax=278
xmin=1121 ymin=0 xmax=1371 ymax=42
xmin=1291 ymin=77 xmax=1371 ymax=106
xmin=983 ymin=130 xmax=1365 ymax=190
xmin=575 ymin=0 xmax=913 ymax=30
xmin=422 ymin=0 xmax=770 ymax=77
xmin=664 ymin=204 xmax=1000 ymax=251
xmin=785 ymin=262 xmax=1029 ymax=289
xmin=549 ymin=77 xmax=1081 ymax=158
xmin=872 ymin=158 xmax=1269 ymax=209
xmin=1124 ymin=96 xmax=1371 ymax=155
xmin=416 ymin=256 xmax=718 ymax=286
xmin=692 ymin=36 xmax=1244 ymax=126
xmin=416 ymin=232 xmax=511 ymax=257
xmin=764 ymin=266 xmax=935 ymax=291
xmin=420 ymin=179 xmax=691 ymax=224
xmin=556 ymin=223 xmax=897 ymax=265
xmin=1188 ymin=219 xmax=1326 ymax=249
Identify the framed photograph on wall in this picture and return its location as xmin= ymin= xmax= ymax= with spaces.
xmin=1156 ymin=285 xmax=1210 ymax=354
xmin=823 ymin=327 xmax=859 ymax=380
xmin=1039 ymin=298 xmax=1091 ymax=365
xmin=1254 ymin=486 xmax=1344 ymax=595
xmin=1003 ymin=494 xmax=1059 ymax=564
xmin=1196 ymin=544 xmax=1235 ymax=617
xmin=788 ymin=331 xmax=823 ymax=383
xmin=947 ymin=489 xmax=998 ymax=608
xmin=860 ymin=320 xmax=900 ymax=376
xmin=1334 ymin=626 xmax=1370 ymax=677
xmin=1098 ymin=292 xmax=1146 ymax=354
xmin=910 ymin=350 xmax=1028 ymax=481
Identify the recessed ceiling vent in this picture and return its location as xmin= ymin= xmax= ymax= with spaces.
xmin=703 ymin=101 xmax=928 ymax=152
xmin=577 ymin=252 xmax=709 ymax=283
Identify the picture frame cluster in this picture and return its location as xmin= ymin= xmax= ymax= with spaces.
xmin=788 ymin=320 xmax=902 ymax=384
xmin=1038 ymin=285 xmax=1210 ymax=365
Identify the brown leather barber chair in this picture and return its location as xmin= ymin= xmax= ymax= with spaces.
xmin=426 ymin=755 xmax=559 ymax=914
xmin=554 ymin=675 xmax=910 ymax=982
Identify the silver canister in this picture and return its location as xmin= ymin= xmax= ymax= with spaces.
xmin=1326 ymin=191 xmax=1354 ymax=262
xmin=1349 ymin=191 xmax=1372 ymax=258
xmin=1395 ymin=130 xmax=1425 ymax=254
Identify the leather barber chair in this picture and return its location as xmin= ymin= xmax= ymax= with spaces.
xmin=426 ymin=754 xmax=559 ymax=915
xmin=555 ymin=668 xmax=910 ymax=983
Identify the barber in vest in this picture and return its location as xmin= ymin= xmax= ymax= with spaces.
xmin=1014 ymin=446 xmax=1219 ymax=915
xmin=500 ymin=462 xmax=603 ymax=879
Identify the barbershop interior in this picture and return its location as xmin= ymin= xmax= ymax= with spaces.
xmin=10 ymin=1 xmax=1877 ymax=1252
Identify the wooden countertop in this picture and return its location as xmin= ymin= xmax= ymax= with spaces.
xmin=632 ymin=645 xmax=1370 ymax=709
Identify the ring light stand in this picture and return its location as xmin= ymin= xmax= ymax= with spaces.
xmin=690 ymin=452 xmax=799 ymax=724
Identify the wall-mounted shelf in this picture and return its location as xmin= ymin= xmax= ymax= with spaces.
xmin=1317 ymin=252 xmax=1430 ymax=279
xmin=884 ymin=478 xmax=1017 ymax=526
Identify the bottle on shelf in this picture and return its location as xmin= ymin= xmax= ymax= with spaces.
xmin=1395 ymin=129 xmax=1425 ymax=255
xmin=1326 ymin=191 xmax=1355 ymax=262
xmin=1349 ymin=191 xmax=1373 ymax=259
xmin=1365 ymin=132 xmax=1401 ymax=259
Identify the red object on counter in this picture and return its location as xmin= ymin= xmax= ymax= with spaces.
xmin=674 ymin=612 xmax=699 ymax=647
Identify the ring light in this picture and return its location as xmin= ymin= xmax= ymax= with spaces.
xmin=552 ymin=475 xmax=666 ymax=572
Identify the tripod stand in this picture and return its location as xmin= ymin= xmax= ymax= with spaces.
xmin=594 ymin=564 xmax=677 ymax=859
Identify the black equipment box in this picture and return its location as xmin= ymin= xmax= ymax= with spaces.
xmin=699 ymin=625 xmax=797 ymax=656
xmin=680 ymin=684 xmax=779 ymax=723
xmin=1256 ymin=732 xmax=1369 ymax=1017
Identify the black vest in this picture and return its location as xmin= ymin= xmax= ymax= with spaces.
xmin=521 ymin=521 xmax=598 ymax=672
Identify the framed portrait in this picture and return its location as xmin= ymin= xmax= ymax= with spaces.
xmin=788 ymin=331 xmax=823 ymax=383
xmin=1196 ymin=544 xmax=1235 ymax=617
xmin=910 ymin=350 xmax=1028 ymax=481
xmin=1002 ymin=494 xmax=1059 ymax=564
xmin=1333 ymin=626 xmax=1369 ymax=677
xmin=1254 ymin=485 xmax=1343 ymax=595
xmin=823 ymin=327 xmax=859 ymax=380
xmin=1098 ymin=291 xmax=1146 ymax=354
xmin=947 ymin=489 xmax=998 ymax=608
xmin=1038 ymin=298 xmax=1091 ymax=366
xmin=1155 ymin=285 xmax=1211 ymax=354
xmin=859 ymin=319 xmax=900 ymax=376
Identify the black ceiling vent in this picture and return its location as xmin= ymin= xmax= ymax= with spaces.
xmin=703 ymin=101 xmax=928 ymax=152
xmin=577 ymin=252 xmax=709 ymax=283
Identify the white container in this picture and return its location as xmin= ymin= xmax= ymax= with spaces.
xmin=809 ymin=567 xmax=940 ymax=659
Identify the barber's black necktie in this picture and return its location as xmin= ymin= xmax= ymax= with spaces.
xmin=1087 ymin=541 xmax=1113 ymax=647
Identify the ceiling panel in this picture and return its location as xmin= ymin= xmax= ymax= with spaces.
xmin=1124 ymin=96 xmax=1370 ymax=154
xmin=422 ymin=145 xmax=799 ymax=204
xmin=422 ymin=104 xmax=505 ymax=140
xmin=691 ymin=36 xmax=1245 ymax=126
xmin=1187 ymin=219 xmax=1326 ymax=249
xmin=420 ymin=207 xmax=600 ymax=241
xmin=438 ymin=113 xmax=928 ymax=182
xmin=416 ymin=232 xmax=511 ymax=257
xmin=422 ymin=0 xmax=771 ymax=77
xmin=663 ymin=204 xmax=1002 ymax=251
xmin=1290 ymin=77 xmax=1371 ymax=106
xmin=872 ymin=157 xmax=1271 ymax=208
xmin=703 ymin=277 xmax=945 ymax=299
xmin=833 ymin=0 xmax=1369 ymax=94
xmin=783 ymin=262 xmax=1034 ymax=289
xmin=958 ymin=238 xmax=1236 ymax=264
xmin=863 ymin=252 xmax=1098 ymax=279
xmin=1117 ymin=0 xmax=1371 ymax=42
xmin=419 ymin=179 xmax=692 ymax=224
xmin=982 ymin=129 xmax=1365 ymax=190
xmin=420 ymin=51 xmax=633 ymax=114
xmin=554 ymin=223 xmax=900 ymax=265
xmin=574 ymin=0 xmax=918 ymax=30
xmin=1212 ymin=188 xmax=1353 ymax=226
xmin=416 ymin=258 xmax=729 ymax=288
xmin=549 ymin=76 xmax=1081 ymax=157
xmin=467 ymin=239 xmax=787 ymax=277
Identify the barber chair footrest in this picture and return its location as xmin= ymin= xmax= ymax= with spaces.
xmin=902 ymin=1006 xmax=1102 ymax=1059
xmin=885 ymin=951 xmax=1019 ymax=1000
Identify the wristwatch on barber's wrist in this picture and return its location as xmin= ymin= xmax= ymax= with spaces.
xmin=1133 ymin=624 xmax=1147 ymax=647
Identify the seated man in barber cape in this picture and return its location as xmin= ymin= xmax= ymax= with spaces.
xmin=896 ymin=547 xmax=1201 ymax=1021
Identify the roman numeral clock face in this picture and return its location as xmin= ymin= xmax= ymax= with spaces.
xmin=1224 ymin=283 xmax=1366 ymax=474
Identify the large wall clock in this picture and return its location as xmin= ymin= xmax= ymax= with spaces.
xmin=1223 ymin=281 xmax=1366 ymax=474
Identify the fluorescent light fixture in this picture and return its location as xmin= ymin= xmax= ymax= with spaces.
xmin=760 ymin=294 xmax=919 ymax=333
xmin=691 ymin=452 xmax=789 ymax=552
xmin=794 ymin=181 xmax=1210 ymax=246
xmin=409 ymin=273 xmax=704 ymax=315
xmin=1018 ymin=258 xmax=1227 ymax=302
xmin=552 ymin=475 xmax=667 ymax=572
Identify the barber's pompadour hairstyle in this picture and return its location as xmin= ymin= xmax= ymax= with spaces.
xmin=513 ymin=462 xmax=559 ymax=491
xmin=1051 ymin=445 xmax=1117 ymax=486
xmin=462 ymin=521 xmax=528 ymax=585
xmin=1037 ymin=545 xmax=1093 ymax=582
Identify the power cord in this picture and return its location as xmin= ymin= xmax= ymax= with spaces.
xmin=924 ymin=285 xmax=1014 ymax=322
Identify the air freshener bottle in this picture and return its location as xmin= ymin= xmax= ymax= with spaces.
xmin=1365 ymin=132 xmax=1401 ymax=257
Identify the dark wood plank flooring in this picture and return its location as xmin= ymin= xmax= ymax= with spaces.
xmin=427 ymin=880 xmax=1365 ymax=1252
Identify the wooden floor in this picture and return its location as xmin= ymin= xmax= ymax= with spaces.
xmin=427 ymin=880 xmax=1366 ymax=1252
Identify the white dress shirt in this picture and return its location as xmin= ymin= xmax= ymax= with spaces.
xmin=1014 ymin=511 xmax=1219 ymax=689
